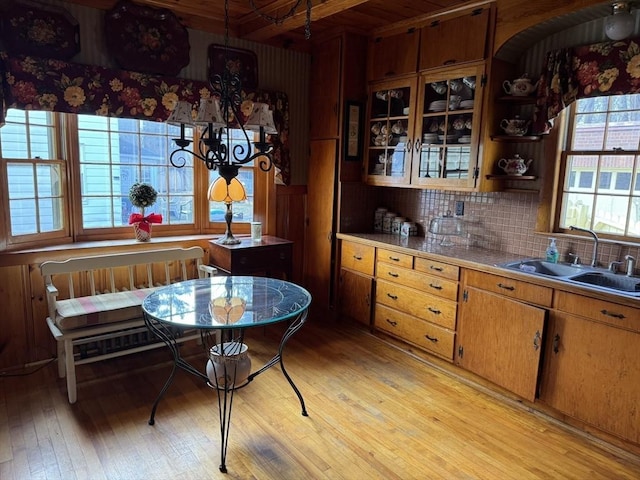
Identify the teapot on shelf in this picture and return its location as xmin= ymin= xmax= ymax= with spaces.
xmin=503 ymin=74 xmax=540 ymax=97
xmin=500 ymin=116 xmax=530 ymax=136
xmin=498 ymin=154 xmax=533 ymax=176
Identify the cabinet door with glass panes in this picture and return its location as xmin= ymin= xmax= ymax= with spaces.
xmin=364 ymin=77 xmax=417 ymax=186
xmin=411 ymin=64 xmax=485 ymax=189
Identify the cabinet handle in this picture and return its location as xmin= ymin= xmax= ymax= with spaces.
xmin=443 ymin=59 xmax=456 ymax=65
xmin=430 ymin=265 xmax=443 ymax=272
xmin=429 ymin=283 xmax=442 ymax=290
xmin=365 ymin=294 xmax=370 ymax=307
xmin=427 ymin=307 xmax=441 ymax=315
xmin=600 ymin=309 xmax=626 ymax=319
xmin=406 ymin=139 xmax=413 ymax=152
xmin=533 ymin=330 xmax=541 ymax=351
xmin=414 ymin=139 xmax=421 ymax=152
xmin=553 ymin=334 xmax=560 ymax=354
xmin=385 ymin=318 xmax=397 ymax=326
xmin=353 ymin=255 xmax=362 ymax=261
xmin=386 ymin=293 xmax=398 ymax=300
xmin=388 ymin=256 xmax=401 ymax=262
xmin=425 ymin=334 xmax=438 ymax=343
xmin=497 ymin=283 xmax=515 ymax=291
xmin=387 ymin=272 xmax=399 ymax=278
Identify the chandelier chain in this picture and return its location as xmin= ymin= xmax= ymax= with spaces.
xmin=248 ymin=0 xmax=303 ymax=24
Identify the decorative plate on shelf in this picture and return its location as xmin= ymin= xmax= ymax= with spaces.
xmin=0 ymin=0 xmax=80 ymax=59
xmin=104 ymin=0 xmax=190 ymax=75
xmin=208 ymin=44 xmax=258 ymax=91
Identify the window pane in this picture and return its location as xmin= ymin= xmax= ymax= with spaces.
xmin=605 ymin=112 xmax=640 ymax=150
xmin=8 ymin=163 xmax=36 ymax=199
xmin=576 ymin=97 xmax=608 ymax=113
xmin=77 ymin=115 xmax=194 ymax=228
xmin=559 ymin=192 xmax=594 ymax=229
xmin=566 ymin=155 xmax=598 ymax=192
xmin=0 ymin=109 xmax=55 ymax=159
xmin=593 ymin=195 xmax=629 ymax=234
xmin=10 ymin=198 xmax=37 ymax=235
xmin=630 ymin=197 xmax=640 ymax=236
xmin=572 ymin=113 xmax=606 ymax=150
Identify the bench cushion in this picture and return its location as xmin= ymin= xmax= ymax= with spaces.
xmin=54 ymin=288 xmax=157 ymax=331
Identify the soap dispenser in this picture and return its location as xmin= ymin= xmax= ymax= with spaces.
xmin=546 ymin=238 xmax=559 ymax=263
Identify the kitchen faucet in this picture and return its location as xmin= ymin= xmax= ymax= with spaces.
xmin=569 ymin=226 xmax=599 ymax=267
xmin=624 ymin=255 xmax=636 ymax=276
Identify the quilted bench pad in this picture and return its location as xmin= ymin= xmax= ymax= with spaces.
xmin=54 ymin=288 xmax=157 ymax=331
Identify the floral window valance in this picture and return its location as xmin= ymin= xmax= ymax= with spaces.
xmin=0 ymin=52 xmax=291 ymax=184
xmin=533 ymin=37 xmax=640 ymax=134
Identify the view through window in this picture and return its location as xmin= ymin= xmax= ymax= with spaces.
xmin=559 ymin=94 xmax=640 ymax=239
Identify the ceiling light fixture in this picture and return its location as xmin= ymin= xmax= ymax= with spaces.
xmin=166 ymin=0 xmax=279 ymax=193
xmin=605 ymin=2 xmax=635 ymax=40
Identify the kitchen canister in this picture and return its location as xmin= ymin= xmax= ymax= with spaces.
xmin=392 ymin=216 xmax=406 ymax=235
xmin=374 ymin=207 xmax=388 ymax=232
xmin=383 ymin=212 xmax=396 ymax=233
xmin=401 ymin=221 xmax=417 ymax=237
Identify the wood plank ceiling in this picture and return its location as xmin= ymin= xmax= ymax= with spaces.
xmin=68 ymin=0 xmax=468 ymax=49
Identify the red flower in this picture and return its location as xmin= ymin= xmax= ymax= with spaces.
xmin=13 ymin=81 xmax=38 ymax=103
xmin=119 ymin=87 xmax=141 ymax=108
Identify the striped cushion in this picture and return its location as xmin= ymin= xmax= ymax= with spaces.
xmin=54 ymin=288 xmax=157 ymax=330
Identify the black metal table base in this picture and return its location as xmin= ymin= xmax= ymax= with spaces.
xmin=143 ymin=309 xmax=309 ymax=473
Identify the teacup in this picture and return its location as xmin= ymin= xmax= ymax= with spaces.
xmin=463 ymin=76 xmax=476 ymax=90
xmin=449 ymin=79 xmax=464 ymax=92
xmin=431 ymin=81 xmax=447 ymax=95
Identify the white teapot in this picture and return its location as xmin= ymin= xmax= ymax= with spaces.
xmin=498 ymin=154 xmax=533 ymax=176
xmin=503 ymin=75 xmax=540 ymax=97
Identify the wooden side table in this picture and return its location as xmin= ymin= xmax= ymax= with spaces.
xmin=208 ymin=235 xmax=293 ymax=280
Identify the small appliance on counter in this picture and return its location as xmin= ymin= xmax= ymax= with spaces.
xmin=428 ymin=211 xmax=464 ymax=246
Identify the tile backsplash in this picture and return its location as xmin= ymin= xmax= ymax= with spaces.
xmin=341 ymin=185 xmax=640 ymax=272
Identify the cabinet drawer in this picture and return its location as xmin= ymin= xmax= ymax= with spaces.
xmin=377 ymin=248 xmax=413 ymax=269
xmin=377 ymin=261 xmax=458 ymax=301
xmin=375 ymin=304 xmax=455 ymax=360
xmin=554 ymin=291 xmax=639 ymax=332
xmin=465 ymin=269 xmax=553 ymax=307
xmin=414 ymin=257 xmax=459 ymax=281
xmin=376 ymin=279 xmax=457 ymax=329
xmin=341 ymin=241 xmax=375 ymax=276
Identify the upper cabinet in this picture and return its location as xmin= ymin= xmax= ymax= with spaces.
xmin=368 ymin=28 xmax=420 ymax=81
xmin=364 ymin=63 xmax=485 ymax=190
xmin=419 ymin=7 xmax=491 ymax=70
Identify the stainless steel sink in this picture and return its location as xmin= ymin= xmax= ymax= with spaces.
xmin=499 ymin=259 xmax=585 ymax=277
xmin=497 ymin=258 xmax=640 ymax=297
xmin=569 ymin=272 xmax=640 ymax=293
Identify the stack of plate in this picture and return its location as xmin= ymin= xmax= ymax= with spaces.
xmin=460 ymin=99 xmax=474 ymax=109
xmin=422 ymin=133 xmax=438 ymax=143
xmin=458 ymin=135 xmax=472 ymax=143
xmin=438 ymin=134 xmax=458 ymax=142
xmin=428 ymin=100 xmax=447 ymax=111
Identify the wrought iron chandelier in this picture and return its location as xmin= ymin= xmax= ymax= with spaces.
xmin=166 ymin=0 xmax=284 ymax=185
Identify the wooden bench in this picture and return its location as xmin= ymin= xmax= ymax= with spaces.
xmin=40 ymin=246 xmax=216 ymax=403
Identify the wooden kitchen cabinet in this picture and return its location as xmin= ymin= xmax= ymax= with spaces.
xmin=539 ymin=293 xmax=640 ymax=444
xmin=365 ymin=76 xmax=417 ymax=185
xmin=338 ymin=240 xmax=375 ymax=325
xmin=338 ymin=268 xmax=373 ymax=326
xmin=457 ymin=268 xmax=550 ymax=400
xmin=456 ymin=285 xmax=546 ymax=401
xmin=368 ymin=28 xmax=420 ymax=81
xmin=364 ymin=63 xmax=485 ymax=190
xmin=374 ymin=250 xmax=459 ymax=361
xmin=419 ymin=6 xmax=491 ymax=70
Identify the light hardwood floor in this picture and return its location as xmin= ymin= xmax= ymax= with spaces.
xmin=1 ymin=317 xmax=639 ymax=480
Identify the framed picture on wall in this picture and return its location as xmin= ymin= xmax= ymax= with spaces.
xmin=344 ymin=101 xmax=363 ymax=162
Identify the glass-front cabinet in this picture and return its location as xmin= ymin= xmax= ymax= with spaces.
xmin=365 ymin=77 xmax=417 ymax=186
xmin=411 ymin=64 xmax=484 ymax=189
xmin=364 ymin=64 xmax=485 ymax=189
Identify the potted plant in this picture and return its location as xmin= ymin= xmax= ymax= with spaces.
xmin=128 ymin=182 xmax=162 ymax=241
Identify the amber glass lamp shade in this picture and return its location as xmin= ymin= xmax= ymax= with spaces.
xmin=209 ymin=176 xmax=247 ymax=245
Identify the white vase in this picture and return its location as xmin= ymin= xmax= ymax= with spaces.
xmin=206 ymin=342 xmax=251 ymax=389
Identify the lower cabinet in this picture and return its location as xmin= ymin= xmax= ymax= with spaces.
xmin=374 ymin=254 xmax=459 ymax=361
xmin=338 ymin=240 xmax=375 ymax=325
xmin=540 ymin=293 xmax=640 ymax=443
xmin=338 ymin=268 xmax=373 ymax=326
xmin=456 ymin=271 xmax=549 ymax=401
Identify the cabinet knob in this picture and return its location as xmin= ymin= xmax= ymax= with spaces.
xmin=533 ymin=330 xmax=541 ymax=350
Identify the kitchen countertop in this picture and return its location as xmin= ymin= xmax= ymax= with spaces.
xmin=337 ymin=233 xmax=640 ymax=309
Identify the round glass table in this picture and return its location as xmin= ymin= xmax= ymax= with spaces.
xmin=142 ymin=276 xmax=312 ymax=473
